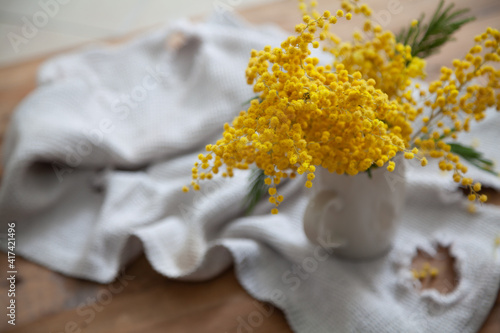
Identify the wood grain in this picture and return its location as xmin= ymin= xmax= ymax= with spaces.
xmin=1 ymin=0 xmax=500 ymax=332
xmin=1 ymin=255 xmax=291 ymax=333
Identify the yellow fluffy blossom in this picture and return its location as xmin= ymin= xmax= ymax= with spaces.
xmin=412 ymin=26 xmax=500 ymax=204
xmin=186 ymin=1 xmax=500 ymax=213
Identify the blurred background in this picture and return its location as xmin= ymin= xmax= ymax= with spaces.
xmin=0 ymin=0 xmax=277 ymax=67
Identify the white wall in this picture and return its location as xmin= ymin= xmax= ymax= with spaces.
xmin=0 ymin=0 xmax=276 ymax=67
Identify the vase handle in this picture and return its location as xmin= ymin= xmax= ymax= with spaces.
xmin=303 ymin=190 xmax=344 ymax=248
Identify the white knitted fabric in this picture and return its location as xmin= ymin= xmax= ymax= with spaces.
xmin=1 ymin=14 xmax=500 ymax=333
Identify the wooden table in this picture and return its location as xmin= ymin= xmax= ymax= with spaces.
xmin=1 ymin=0 xmax=499 ymax=332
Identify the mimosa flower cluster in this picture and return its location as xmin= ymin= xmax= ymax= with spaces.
xmin=184 ymin=0 xmax=500 ymax=214
xmin=413 ymin=28 xmax=500 ymax=204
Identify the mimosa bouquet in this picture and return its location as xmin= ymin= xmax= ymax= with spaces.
xmin=184 ymin=0 xmax=500 ymax=214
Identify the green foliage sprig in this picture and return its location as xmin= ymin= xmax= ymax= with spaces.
xmin=448 ymin=143 xmax=498 ymax=176
xmin=244 ymin=167 xmax=270 ymax=215
xmin=396 ymin=0 xmax=475 ymax=58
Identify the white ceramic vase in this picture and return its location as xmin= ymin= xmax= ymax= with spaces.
xmin=303 ymin=157 xmax=406 ymax=260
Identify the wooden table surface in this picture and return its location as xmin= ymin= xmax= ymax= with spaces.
xmin=1 ymin=0 xmax=500 ymax=332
